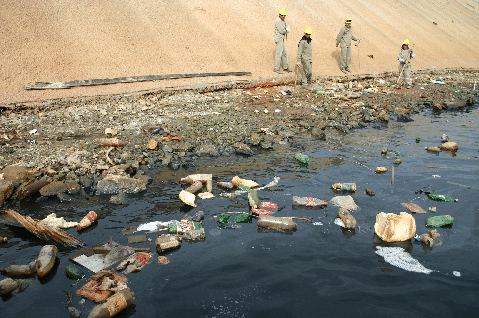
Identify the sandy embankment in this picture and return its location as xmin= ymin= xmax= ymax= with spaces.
xmin=1 ymin=0 xmax=479 ymax=105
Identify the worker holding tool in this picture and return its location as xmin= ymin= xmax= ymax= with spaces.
xmin=274 ymin=8 xmax=292 ymax=74
xmin=336 ymin=17 xmax=359 ymax=74
xmin=397 ymin=39 xmax=415 ymax=88
xmin=296 ymin=27 xmax=313 ymax=88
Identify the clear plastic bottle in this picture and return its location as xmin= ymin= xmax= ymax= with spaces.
xmin=0 ymin=277 xmax=19 ymax=295
xmin=185 ymin=181 xmax=203 ymax=194
xmin=35 ymin=245 xmax=58 ymax=277
xmin=257 ymin=216 xmax=297 ymax=230
xmin=292 ymin=196 xmax=328 ymax=207
xmin=217 ymin=181 xmax=235 ymax=190
xmin=180 ymin=174 xmax=212 ymax=183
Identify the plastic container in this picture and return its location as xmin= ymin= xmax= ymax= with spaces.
xmin=331 ymin=183 xmax=357 ymax=192
xmin=77 ymin=211 xmax=98 ymax=231
xmin=248 ymin=189 xmax=260 ymax=209
xmin=294 ymin=152 xmax=309 ymax=166
xmin=425 ymin=146 xmax=441 ymax=152
xmin=168 ymin=221 xmax=202 ymax=234
xmin=35 ymin=245 xmax=58 ymax=277
xmin=180 ymin=174 xmax=212 ymax=183
xmin=0 ymin=263 xmax=36 ymax=277
xmin=257 ymin=216 xmax=297 ymax=230
xmin=0 ymin=277 xmax=19 ymax=295
xmin=217 ymin=181 xmax=235 ymax=190
xmin=231 ymin=176 xmax=259 ymax=188
xmin=100 ymin=138 xmax=127 ymax=147
xmin=292 ymin=196 xmax=328 ymax=207
xmin=87 ymin=288 xmax=135 ymax=318
xmin=185 ymin=181 xmax=203 ymax=194
xmin=155 ymin=235 xmax=182 ymax=253
xmin=183 ymin=228 xmax=206 ymax=240
xmin=179 ymin=190 xmax=197 ymax=207
xmin=205 ymin=179 xmax=213 ymax=193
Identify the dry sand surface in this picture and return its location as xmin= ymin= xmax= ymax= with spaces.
xmin=1 ymin=0 xmax=479 ymax=105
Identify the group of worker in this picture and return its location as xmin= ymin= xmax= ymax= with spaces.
xmin=274 ymin=8 xmax=415 ymax=88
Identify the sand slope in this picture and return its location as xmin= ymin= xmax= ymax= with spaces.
xmin=1 ymin=0 xmax=478 ymax=104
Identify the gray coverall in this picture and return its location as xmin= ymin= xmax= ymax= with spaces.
xmin=398 ymin=48 xmax=415 ymax=85
xmin=274 ymin=17 xmax=290 ymax=72
xmin=336 ymin=26 xmax=358 ymax=71
xmin=297 ymin=37 xmax=313 ymax=85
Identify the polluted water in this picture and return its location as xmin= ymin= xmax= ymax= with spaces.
xmin=1 ymin=101 xmax=479 ymax=317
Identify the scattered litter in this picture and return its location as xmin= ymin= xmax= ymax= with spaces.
xmin=426 ymin=215 xmax=454 ymax=228
xmin=375 ymin=247 xmax=433 ymax=274
xmin=122 ymin=226 xmax=137 ymax=235
xmin=401 ymin=202 xmax=426 ymax=213
xmin=29 ymin=129 xmax=38 ymax=135
xmin=453 ymin=271 xmax=461 ymax=277
xmin=312 ymin=222 xmax=323 ymax=226
xmin=432 ymin=175 xmax=441 ymax=178
xmin=157 ymin=256 xmax=170 ymax=265
xmin=76 ymin=270 xmax=128 ymax=302
xmin=137 ymin=220 xmax=173 ymax=232
xmin=427 ymin=194 xmax=458 ymax=202
xmin=70 ymin=242 xmax=137 ymax=273
xmin=329 ymin=195 xmax=359 ymax=210
xmin=198 ymin=192 xmax=215 ymax=199
xmin=127 ymin=234 xmax=147 ymax=244
xmin=428 ymin=207 xmax=437 ymax=213
xmin=116 ymin=252 xmax=152 ymax=273
xmin=430 ymin=79 xmax=446 ymax=85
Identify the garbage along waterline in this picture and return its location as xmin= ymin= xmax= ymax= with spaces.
xmin=0 ymin=105 xmax=478 ymax=317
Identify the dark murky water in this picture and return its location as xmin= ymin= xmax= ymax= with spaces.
xmin=1 ymin=102 xmax=478 ymax=317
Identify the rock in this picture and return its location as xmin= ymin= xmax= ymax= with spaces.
xmin=109 ymin=192 xmax=128 ymax=204
xmin=39 ymin=181 xmax=69 ymax=196
xmin=146 ymin=139 xmax=158 ymax=150
xmin=374 ymin=212 xmax=416 ymax=242
xmin=439 ymin=141 xmax=458 ymax=150
xmin=66 ymin=156 xmax=81 ymax=168
xmin=443 ymin=100 xmax=467 ymax=109
xmin=249 ymin=133 xmax=262 ymax=146
xmin=195 ymin=144 xmax=219 ymax=157
xmin=0 ymin=180 xmax=14 ymax=206
xmin=311 ymin=128 xmax=326 ymax=140
xmin=1 ymin=165 xmax=37 ymax=187
xmin=96 ymin=175 xmax=147 ymax=194
xmin=232 ymin=143 xmax=254 ymax=156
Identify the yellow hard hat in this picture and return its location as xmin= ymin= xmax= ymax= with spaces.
xmin=345 ymin=17 xmax=352 ymax=23
xmin=304 ymin=27 xmax=312 ymax=35
xmin=279 ymin=8 xmax=287 ymax=16
xmin=402 ymin=39 xmax=410 ymax=45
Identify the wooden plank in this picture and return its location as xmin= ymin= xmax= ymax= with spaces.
xmin=25 ymin=72 xmax=252 ymax=90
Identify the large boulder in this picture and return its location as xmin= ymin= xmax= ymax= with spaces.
xmin=374 ymin=212 xmax=416 ymax=242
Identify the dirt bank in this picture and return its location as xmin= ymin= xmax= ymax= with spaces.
xmin=1 ymin=0 xmax=479 ymax=104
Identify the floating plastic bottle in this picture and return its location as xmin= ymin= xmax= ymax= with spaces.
xmin=292 ymin=196 xmax=328 ymax=207
xmin=219 ymin=193 xmax=237 ymax=199
xmin=185 ymin=181 xmax=203 ymax=194
xmin=425 ymin=146 xmax=441 ymax=152
xmin=205 ymin=180 xmax=213 ymax=193
xmin=0 ymin=277 xmax=19 ymax=295
xmin=257 ymin=216 xmax=297 ymax=230
xmin=294 ymin=152 xmax=309 ymax=167
xmin=0 ymin=263 xmax=36 ymax=277
xmin=180 ymin=174 xmax=212 ymax=183
xmin=168 ymin=221 xmax=202 ymax=234
xmin=183 ymin=228 xmax=206 ymax=240
xmin=100 ymin=138 xmax=127 ymax=147
xmin=35 ymin=245 xmax=58 ymax=277
xmin=217 ymin=181 xmax=235 ymax=190
xmin=77 ymin=211 xmax=98 ymax=231
xmin=236 ymin=184 xmax=251 ymax=191
xmin=331 ymin=183 xmax=357 ymax=192
xmin=87 ymin=288 xmax=135 ymax=318
xmin=231 ymin=176 xmax=259 ymax=188
xmin=248 ymin=189 xmax=260 ymax=209
xmin=155 ymin=235 xmax=182 ymax=253
xmin=427 ymin=194 xmax=458 ymax=202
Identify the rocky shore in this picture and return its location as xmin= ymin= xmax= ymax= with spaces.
xmin=0 ymin=68 xmax=478 ymax=206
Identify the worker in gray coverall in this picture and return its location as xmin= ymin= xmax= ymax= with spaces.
xmin=274 ymin=8 xmax=292 ymax=74
xmin=297 ymin=27 xmax=313 ymax=87
xmin=397 ymin=39 xmax=415 ymax=88
xmin=336 ymin=17 xmax=359 ymax=73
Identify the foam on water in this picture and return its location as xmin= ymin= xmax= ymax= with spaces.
xmin=375 ymin=246 xmax=434 ymax=274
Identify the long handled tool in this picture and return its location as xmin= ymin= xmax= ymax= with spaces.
xmin=396 ymin=54 xmax=410 ymax=86
xmin=355 ymin=39 xmax=361 ymax=72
